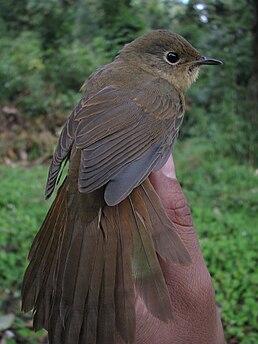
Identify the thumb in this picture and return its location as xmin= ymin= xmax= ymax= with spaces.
xmin=149 ymin=155 xmax=213 ymax=306
xmin=149 ymin=155 xmax=195 ymax=246
xmin=149 ymin=155 xmax=205 ymax=269
xmin=147 ymin=156 xmax=224 ymax=344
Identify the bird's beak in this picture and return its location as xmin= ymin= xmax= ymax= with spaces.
xmin=194 ymin=56 xmax=223 ymax=66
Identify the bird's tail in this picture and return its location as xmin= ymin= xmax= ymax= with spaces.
xmin=22 ymin=178 xmax=190 ymax=344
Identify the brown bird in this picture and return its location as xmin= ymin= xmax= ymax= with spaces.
xmin=21 ymin=30 xmax=222 ymax=344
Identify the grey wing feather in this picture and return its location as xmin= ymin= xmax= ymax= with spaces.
xmin=74 ymin=82 xmax=183 ymax=203
xmin=104 ymin=143 xmax=162 ymax=206
xmin=45 ymin=78 xmax=183 ymax=201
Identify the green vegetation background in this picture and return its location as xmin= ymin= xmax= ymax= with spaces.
xmin=0 ymin=0 xmax=257 ymax=343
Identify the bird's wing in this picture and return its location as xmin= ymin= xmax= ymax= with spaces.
xmin=45 ymin=78 xmax=184 ymax=204
xmin=75 ymin=79 xmax=184 ymax=205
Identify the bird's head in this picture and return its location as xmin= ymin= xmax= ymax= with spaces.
xmin=119 ymin=30 xmax=222 ymax=93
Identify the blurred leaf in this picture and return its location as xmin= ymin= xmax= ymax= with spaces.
xmin=0 ymin=314 xmax=15 ymax=331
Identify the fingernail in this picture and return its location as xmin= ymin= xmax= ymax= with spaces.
xmin=161 ymin=158 xmax=176 ymax=179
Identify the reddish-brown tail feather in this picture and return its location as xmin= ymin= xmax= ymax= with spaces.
xmin=22 ymin=177 xmax=190 ymax=344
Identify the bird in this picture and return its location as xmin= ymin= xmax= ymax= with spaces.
xmin=21 ymin=30 xmax=222 ymax=344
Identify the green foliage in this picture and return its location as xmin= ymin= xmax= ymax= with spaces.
xmin=173 ymin=0 xmax=257 ymax=164
xmin=0 ymin=0 xmax=76 ymax=48
xmin=174 ymin=139 xmax=258 ymax=343
xmin=25 ymin=0 xmax=76 ymax=50
xmin=0 ymin=166 xmax=49 ymax=342
xmin=99 ymin=8 xmax=145 ymax=60
xmin=0 ymin=33 xmax=99 ymax=116
xmin=0 ymin=166 xmax=49 ymax=292
xmin=44 ymin=41 xmax=99 ymax=92
xmin=0 ymin=32 xmax=44 ymax=111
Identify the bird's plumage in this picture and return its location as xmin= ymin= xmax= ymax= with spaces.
xmin=22 ymin=30 xmax=221 ymax=343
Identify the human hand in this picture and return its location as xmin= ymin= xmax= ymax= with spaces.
xmin=134 ymin=155 xmax=224 ymax=344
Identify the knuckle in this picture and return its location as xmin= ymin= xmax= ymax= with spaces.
xmin=166 ymin=196 xmax=193 ymax=227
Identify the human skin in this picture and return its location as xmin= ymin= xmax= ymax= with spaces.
xmin=134 ymin=155 xmax=225 ymax=344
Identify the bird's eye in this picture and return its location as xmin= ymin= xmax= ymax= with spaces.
xmin=166 ymin=52 xmax=179 ymax=64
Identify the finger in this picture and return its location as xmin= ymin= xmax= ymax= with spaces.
xmin=147 ymin=158 xmax=224 ymax=343
xmin=149 ymin=154 xmax=211 ymax=299
xmin=149 ymin=155 xmax=199 ymax=256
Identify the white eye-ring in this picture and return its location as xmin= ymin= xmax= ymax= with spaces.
xmin=165 ymin=51 xmax=180 ymax=64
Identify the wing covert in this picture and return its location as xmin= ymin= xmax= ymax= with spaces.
xmin=74 ymin=79 xmax=184 ymax=205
